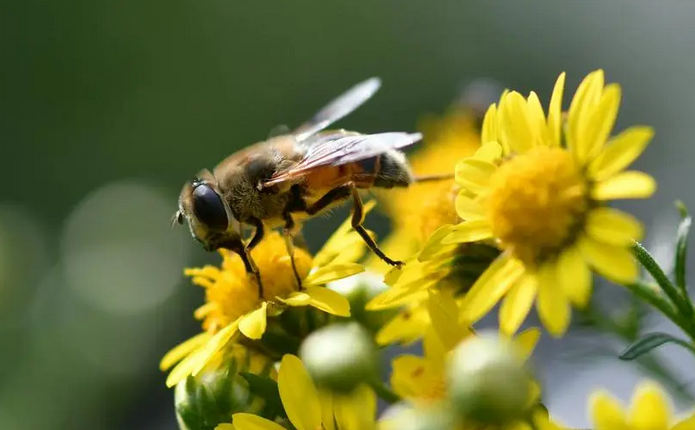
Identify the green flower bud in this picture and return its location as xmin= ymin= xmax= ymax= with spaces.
xmin=174 ymin=364 xmax=251 ymax=430
xmin=446 ymin=332 xmax=531 ymax=426
xmin=299 ymin=322 xmax=379 ymax=393
xmin=174 ymin=346 xmax=277 ymax=430
xmin=327 ymin=272 xmax=398 ymax=333
xmin=380 ymin=404 xmax=456 ymax=430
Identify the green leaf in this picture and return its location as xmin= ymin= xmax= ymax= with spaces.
xmin=675 ymin=201 xmax=692 ymax=294
xmin=240 ymin=372 xmax=286 ymax=420
xmin=619 ymin=332 xmax=695 ymax=361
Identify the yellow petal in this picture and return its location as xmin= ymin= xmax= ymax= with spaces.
xmin=166 ymin=349 xmax=204 ymax=388
xmin=672 ymin=414 xmax=695 ymax=430
xmin=556 ymin=246 xmax=592 ymax=307
xmin=390 ymin=355 xmax=429 ymax=398
xmin=239 ymin=302 xmax=268 ymax=340
xmin=547 ymin=72 xmax=566 ymax=147
xmin=459 ymin=255 xmax=525 ymax=324
xmin=590 ymin=390 xmax=628 ymax=430
xmin=481 ymin=104 xmax=499 ymax=144
xmin=375 ymin=306 xmax=430 ymax=345
xmin=527 ymin=91 xmax=549 ymax=144
xmin=475 ymin=141 xmax=504 ymax=162
xmin=536 ymin=262 xmax=571 ymax=336
xmin=215 ymin=424 xmax=237 ymax=430
xmin=304 ymin=263 xmax=365 ymax=287
xmin=568 ymin=70 xmax=605 ymax=160
xmin=455 ymin=193 xmax=485 ymax=221
xmin=418 ymin=224 xmax=459 ymax=261
xmin=442 ymin=219 xmax=493 ymax=244
xmin=232 ymin=413 xmax=284 ymax=430
xmin=191 ymin=319 xmax=241 ymax=376
xmin=365 ymin=279 xmax=433 ymax=311
xmin=160 ymin=332 xmax=211 ymax=371
xmin=304 ymin=286 xmax=351 ymax=317
xmin=499 ymin=273 xmax=537 ymax=335
xmin=499 ymin=91 xmax=536 ymax=153
xmin=587 ymin=207 xmax=644 ymax=246
xmin=319 ymin=392 xmax=336 ymax=430
xmin=579 ymin=237 xmax=638 ymax=284
xmin=583 ymin=83 xmax=621 ymax=160
xmin=455 ymin=158 xmax=496 ymax=193
xmin=278 ymin=355 xmax=322 ymax=430
xmin=513 ymin=327 xmax=541 ymax=359
xmin=588 ymin=126 xmax=654 ymax=181
xmin=314 ymin=201 xmax=376 ymax=266
xmin=629 ymin=382 xmax=670 ymax=430
xmin=334 ymin=385 xmax=377 ymax=430
xmin=427 ymin=290 xmax=469 ymax=349
xmin=592 ymin=171 xmax=656 ymax=200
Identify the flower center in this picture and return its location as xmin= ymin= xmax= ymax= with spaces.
xmin=486 ymin=147 xmax=588 ymax=266
xmin=188 ymin=233 xmax=313 ymax=332
xmin=416 ymin=182 xmax=461 ymax=242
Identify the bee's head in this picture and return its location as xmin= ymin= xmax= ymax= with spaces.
xmin=175 ymin=170 xmax=241 ymax=251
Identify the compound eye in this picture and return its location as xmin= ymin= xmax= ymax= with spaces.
xmin=192 ymin=184 xmax=228 ymax=231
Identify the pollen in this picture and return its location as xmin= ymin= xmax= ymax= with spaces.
xmin=486 ymin=146 xmax=588 ymax=266
xmin=186 ymin=232 xmax=313 ymax=332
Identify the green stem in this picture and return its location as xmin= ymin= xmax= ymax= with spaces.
xmin=628 ymin=280 xmax=684 ymax=328
xmin=368 ymin=378 xmax=401 ymax=405
xmin=580 ymin=303 xmax=695 ymax=402
xmin=632 ymin=242 xmax=695 ymax=334
xmin=675 ymin=200 xmax=692 ymax=299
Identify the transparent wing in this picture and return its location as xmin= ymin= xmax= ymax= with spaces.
xmin=263 ymin=131 xmax=422 ymax=186
xmin=293 ymin=77 xmax=382 ymax=142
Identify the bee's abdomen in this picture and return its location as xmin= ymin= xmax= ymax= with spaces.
xmin=304 ymin=150 xmax=413 ymax=191
xmin=365 ymin=150 xmax=413 ymax=188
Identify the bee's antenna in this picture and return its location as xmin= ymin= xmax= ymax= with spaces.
xmin=413 ymin=173 xmax=455 ymax=183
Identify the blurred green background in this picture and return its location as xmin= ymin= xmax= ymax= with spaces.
xmin=2 ymin=1 xmax=695 ymax=429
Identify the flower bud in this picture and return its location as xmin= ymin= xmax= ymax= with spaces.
xmin=327 ymin=272 xmax=398 ymax=333
xmin=446 ymin=332 xmax=531 ymax=426
xmin=380 ymin=404 xmax=456 ymax=430
xmin=174 ymin=347 xmax=274 ymax=430
xmin=299 ymin=322 xmax=379 ymax=393
xmin=174 ymin=365 xmax=251 ymax=430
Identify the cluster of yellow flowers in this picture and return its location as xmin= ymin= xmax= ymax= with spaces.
xmin=162 ymin=71 xmax=695 ymax=430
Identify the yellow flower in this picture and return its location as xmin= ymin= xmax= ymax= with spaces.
xmin=590 ymin=381 xmax=695 ymax=430
xmin=367 ymin=227 xmax=498 ymax=345
xmin=160 ymin=209 xmax=374 ymax=388
xmin=390 ymin=291 xmax=540 ymax=405
xmin=229 ymin=354 xmax=377 ymax=430
xmin=368 ymin=108 xmax=481 ymax=271
xmin=441 ymin=70 xmax=655 ymax=336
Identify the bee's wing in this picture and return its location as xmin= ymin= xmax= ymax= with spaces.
xmin=263 ymin=131 xmax=422 ymax=186
xmin=293 ymin=77 xmax=381 ymax=142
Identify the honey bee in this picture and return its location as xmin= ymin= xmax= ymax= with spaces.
xmin=174 ymin=78 xmax=426 ymax=296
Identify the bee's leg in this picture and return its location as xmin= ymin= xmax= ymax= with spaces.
xmin=244 ymin=218 xmax=265 ymax=298
xmin=281 ymin=212 xmax=303 ymax=290
xmin=304 ymin=186 xmax=352 ymax=216
xmin=348 ymin=185 xmax=404 ymax=267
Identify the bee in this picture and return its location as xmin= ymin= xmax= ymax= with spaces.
xmin=174 ymin=78 xmax=426 ymax=297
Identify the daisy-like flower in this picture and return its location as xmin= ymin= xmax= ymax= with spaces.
xmin=384 ymin=292 xmax=551 ymax=430
xmin=367 ymin=226 xmax=498 ymax=345
xmin=220 ymin=354 xmax=377 ymax=430
xmin=390 ymin=291 xmax=540 ymax=404
xmin=590 ymin=381 xmax=695 ymax=430
xmin=440 ymin=70 xmax=656 ymax=336
xmin=367 ymin=108 xmax=481 ymax=272
xmin=160 ymin=209 xmax=374 ymax=388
